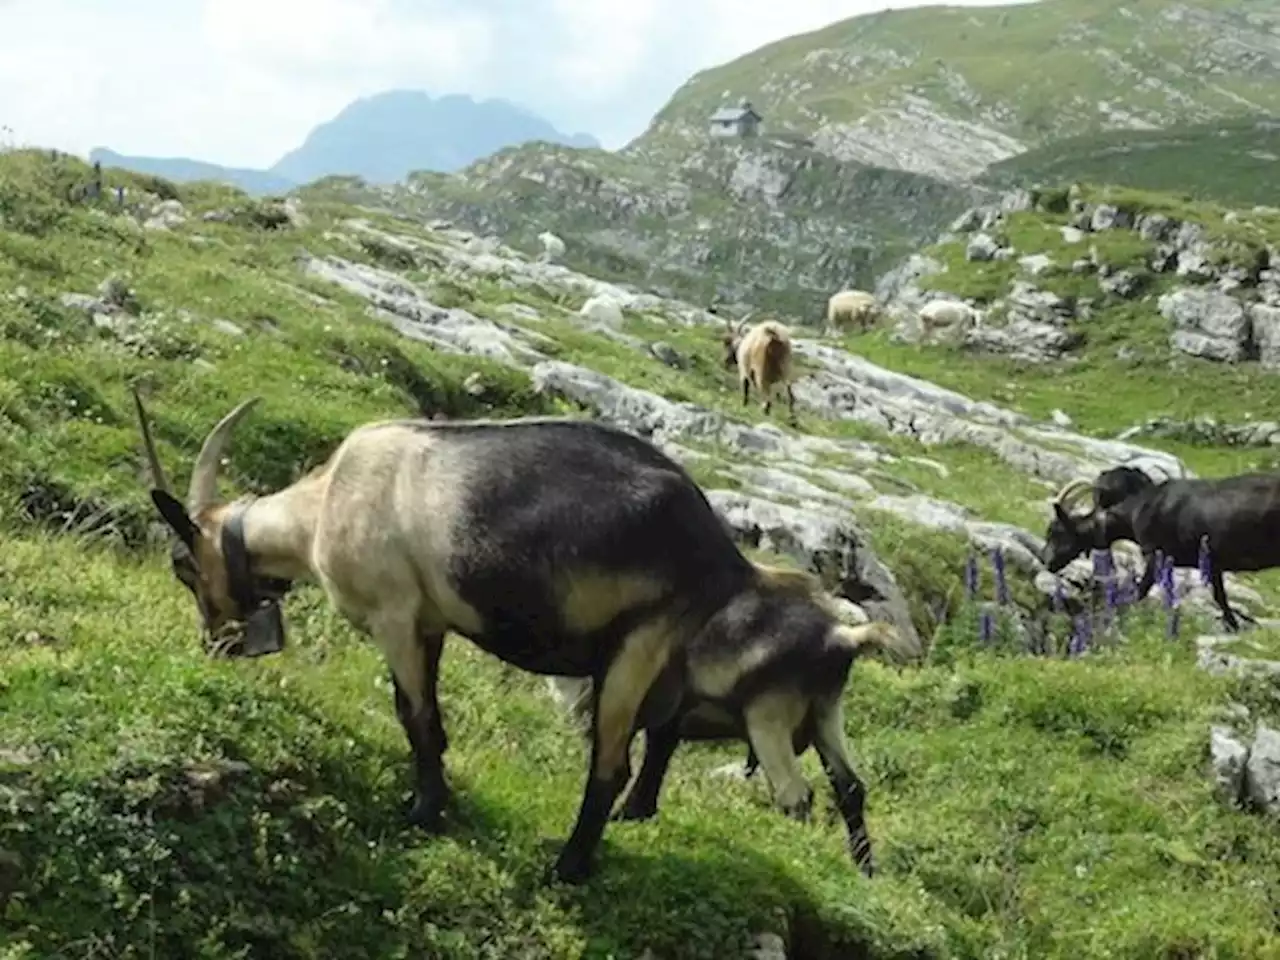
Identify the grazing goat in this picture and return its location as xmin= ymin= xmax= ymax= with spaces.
xmin=918 ymin=299 xmax=979 ymax=338
xmin=130 ymin=391 xmax=893 ymax=882
xmin=826 ymin=289 xmax=879 ymax=333
xmin=548 ymin=565 xmax=918 ymax=871
xmin=538 ymin=230 xmax=566 ymax=263
xmin=722 ymin=314 xmax=797 ymax=423
xmin=579 ymin=293 xmax=624 ymax=328
xmin=1042 ymin=472 xmax=1280 ymax=631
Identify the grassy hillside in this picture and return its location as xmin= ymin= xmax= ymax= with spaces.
xmin=638 ymin=0 xmax=1280 ymax=181
xmin=4 ymin=150 xmax=1280 ymax=958
xmin=981 ymin=116 xmax=1280 ymax=207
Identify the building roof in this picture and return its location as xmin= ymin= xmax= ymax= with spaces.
xmin=709 ymin=103 xmax=762 ymax=123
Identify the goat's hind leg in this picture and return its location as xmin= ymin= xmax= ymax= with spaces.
xmin=811 ymin=695 xmax=874 ymax=877
xmin=743 ymin=689 xmax=814 ymax=823
xmin=552 ymin=617 xmax=677 ymax=884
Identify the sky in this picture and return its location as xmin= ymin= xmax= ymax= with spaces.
xmin=0 ymin=0 xmax=1030 ymax=169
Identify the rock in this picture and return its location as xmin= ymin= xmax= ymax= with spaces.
xmin=144 ymin=198 xmax=187 ymax=231
xmin=1245 ymin=726 xmax=1280 ymax=814
xmin=1005 ymin=281 xmax=1074 ymax=326
xmin=202 ymin=209 xmax=233 ymax=223
xmin=462 ymin=372 xmax=487 ymax=397
xmin=966 ymin=233 xmax=1001 ymax=262
xmin=1051 ymin=409 xmax=1072 ymax=428
xmin=1210 ymin=726 xmax=1249 ymax=803
xmin=1137 ymin=213 xmax=1179 ymax=243
xmin=649 ymin=341 xmax=688 ymax=369
xmin=749 ymin=932 xmax=788 ymax=960
xmin=1249 ymin=303 xmax=1280 ymax=368
xmin=963 ymin=318 xmax=1082 ymax=363
xmin=1019 ymin=253 xmax=1054 ymax=276
xmin=1196 ymin=635 xmax=1280 ymax=680
xmin=1099 ymin=269 xmax=1145 ymax=299
xmin=1060 ymin=226 xmax=1086 ymax=244
xmin=950 ymin=208 xmax=983 ymax=233
xmin=211 ymin=318 xmax=245 ymax=337
xmin=1071 ymin=258 xmax=1095 ymax=275
xmin=706 ymin=490 xmax=919 ymax=650
xmin=1159 ymin=288 xmax=1251 ymax=363
xmin=1090 ymin=204 xmax=1133 ymax=232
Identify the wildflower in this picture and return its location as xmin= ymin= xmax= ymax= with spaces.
xmin=1092 ymin=548 xmax=1115 ymax=580
xmin=991 ymin=546 xmax=1009 ymax=606
xmin=1070 ymin=614 xmax=1093 ymax=657
xmin=979 ymin=608 xmax=994 ymax=644
xmin=1198 ymin=535 xmax=1213 ymax=587
xmin=1160 ymin=556 xmax=1177 ymax=609
xmin=964 ymin=551 xmax=979 ymax=601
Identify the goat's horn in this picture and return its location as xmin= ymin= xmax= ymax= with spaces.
xmin=187 ymin=397 xmax=261 ymax=513
xmin=1053 ymin=477 xmax=1094 ymax=511
xmin=130 ymin=386 xmax=173 ymax=494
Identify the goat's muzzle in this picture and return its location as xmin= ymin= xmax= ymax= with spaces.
xmin=206 ymin=596 xmax=287 ymax=659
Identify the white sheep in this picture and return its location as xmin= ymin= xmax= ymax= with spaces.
xmin=578 ymin=293 xmax=624 ymax=328
xmin=826 ymin=289 xmax=880 ymax=334
xmin=538 ymin=230 xmax=566 ymax=263
xmin=918 ymin=299 xmax=980 ymax=338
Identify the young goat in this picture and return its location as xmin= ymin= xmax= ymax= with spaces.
xmin=722 ymin=314 xmax=797 ymax=423
xmin=130 ymin=390 xmax=894 ymax=882
xmin=548 ymin=565 xmax=916 ymax=874
xmin=1042 ymin=471 xmax=1280 ymax=631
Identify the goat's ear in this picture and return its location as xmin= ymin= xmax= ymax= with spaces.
xmin=151 ymin=489 xmax=200 ymax=551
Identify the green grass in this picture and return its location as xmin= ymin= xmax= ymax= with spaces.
xmin=983 ymin=116 xmax=1280 ymax=208
xmin=7 ymin=148 xmax=1280 ymax=957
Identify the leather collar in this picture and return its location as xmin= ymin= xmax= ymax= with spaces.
xmin=220 ymin=503 xmax=293 ymax=619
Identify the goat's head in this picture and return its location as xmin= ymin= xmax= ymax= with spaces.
xmin=131 ymin=389 xmax=290 ymax=658
xmin=721 ymin=313 xmax=752 ymax=368
xmin=1041 ymin=477 xmax=1098 ymax=573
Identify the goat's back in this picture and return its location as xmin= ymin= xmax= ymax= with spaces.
xmin=1129 ymin=473 xmax=1280 ymax=568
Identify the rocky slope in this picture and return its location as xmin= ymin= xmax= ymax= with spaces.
xmin=307 ymin=138 xmax=990 ymax=317
xmin=639 ymin=0 xmax=1280 ymax=183
xmin=4 ymin=150 xmax=1280 ymax=957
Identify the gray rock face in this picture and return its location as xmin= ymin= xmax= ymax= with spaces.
xmin=1159 ymin=288 xmax=1251 ymax=362
xmin=1246 ymin=727 xmax=1280 ymax=813
xmin=1211 ymin=725 xmax=1250 ymax=803
xmin=966 ymin=233 xmax=1001 ymax=262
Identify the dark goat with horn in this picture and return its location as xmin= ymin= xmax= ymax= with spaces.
xmin=1042 ymin=470 xmax=1280 ymax=631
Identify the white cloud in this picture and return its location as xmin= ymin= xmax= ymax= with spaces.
xmin=0 ymin=0 xmax=1035 ymax=168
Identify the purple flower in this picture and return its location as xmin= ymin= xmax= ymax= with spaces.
xmin=991 ymin=546 xmax=1009 ymax=606
xmin=1092 ymin=548 xmax=1115 ymax=580
xmin=979 ymin=609 xmax=994 ymax=643
xmin=1070 ymin=614 xmax=1093 ymax=657
xmin=1161 ymin=556 xmax=1177 ymax=609
xmin=1198 ymin=535 xmax=1213 ymax=587
xmin=964 ymin=551 xmax=979 ymax=601
xmin=1166 ymin=606 xmax=1181 ymax=640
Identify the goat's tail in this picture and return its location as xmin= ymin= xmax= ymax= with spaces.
xmin=830 ymin=620 xmax=921 ymax=665
xmin=761 ymin=328 xmax=791 ymax=380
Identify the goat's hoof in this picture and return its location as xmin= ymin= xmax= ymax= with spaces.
xmin=405 ymin=796 xmax=448 ymax=833
xmin=611 ymin=800 xmax=657 ymax=823
xmin=548 ymin=850 xmax=593 ymax=886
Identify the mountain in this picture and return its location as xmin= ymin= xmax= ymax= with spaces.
xmin=88 ymin=147 xmax=296 ymax=196
xmin=90 ymin=91 xmax=601 ymax=195
xmin=634 ymin=0 xmax=1280 ymax=182
xmin=980 ymin=116 xmax=1280 ymax=207
xmin=269 ymin=91 xmax=600 ymax=185
xmin=5 ymin=147 xmax=1280 ymax=958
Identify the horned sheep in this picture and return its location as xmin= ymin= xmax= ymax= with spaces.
xmin=721 ymin=314 xmax=797 ymax=423
xmin=130 ymin=390 xmax=903 ymax=883
xmin=538 ymin=230 xmax=566 ymax=263
xmin=1043 ymin=470 xmax=1280 ymax=632
xmin=826 ymin=289 xmax=879 ymax=333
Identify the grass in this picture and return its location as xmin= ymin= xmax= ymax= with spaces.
xmin=6 ymin=148 xmax=1280 ymax=957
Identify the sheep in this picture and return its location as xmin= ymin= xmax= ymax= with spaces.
xmin=1042 ymin=471 xmax=1280 ymax=632
xmin=130 ymin=389 xmax=903 ymax=883
xmin=579 ymin=293 xmax=624 ymax=328
xmin=537 ymin=230 xmax=565 ymax=263
xmin=918 ymin=299 xmax=980 ymax=338
xmin=547 ymin=565 xmax=918 ymax=869
xmin=722 ymin=314 xmax=797 ymax=423
xmin=826 ymin=289 xmax=879 ymax=333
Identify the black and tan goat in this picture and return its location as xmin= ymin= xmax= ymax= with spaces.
xmin=722 ymin=314 xmax=797 ymax=423
xmin=130 ymin=390 xmax=904 ymax=882
xmin=1043 ymin=472 xmax=1280 ymax=632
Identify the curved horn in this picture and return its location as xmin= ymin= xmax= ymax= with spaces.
xmin=187 ymin=397 xmax=261 ymax=513
xmin=735 ymin=312 xmax=754 ymax=337
xmin=130 ymin=386 xmax=173 ymax=495
xmin=1053 ymin=477 xmax=1095 ymax=514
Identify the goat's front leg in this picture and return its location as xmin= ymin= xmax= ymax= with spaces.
xmin=613 ymin=717 xmax=682 ymax=822
xmin=1208 ymin=569 xmax=1241 ymax=633
xmin=552 ymin=618 xmax=675 ymax=884
xmin=379 ymin=620 xmax=451 ymax=831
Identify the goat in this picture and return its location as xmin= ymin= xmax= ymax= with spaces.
xmin=547 ymin=564 xmax=918 ymax=869
xmin=538 ymin=230 xmax=566 ymax=263
xmin=130 ymin=390 xmax=896 ymax=882
xmin=721 ymin=314 xmax=797 ymax=424
xmin=1042 ymin=472 xmax=1280 ymax=632
xmin=826 ymin=289 xmax=879 ymax=334
xmin=918 ymin=299 xmax=979 ymax=338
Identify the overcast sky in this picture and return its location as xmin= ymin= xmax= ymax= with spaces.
xmin=0 ymin=0 xmax=1032 ymax=168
